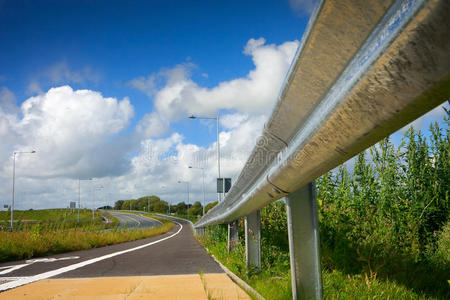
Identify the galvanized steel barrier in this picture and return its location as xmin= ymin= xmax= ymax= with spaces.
xmin=195 ymin=0 xmax=450 ymax=299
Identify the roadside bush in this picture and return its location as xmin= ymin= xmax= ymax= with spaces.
xmin=200 ymin=118 xmax=449 ymax=299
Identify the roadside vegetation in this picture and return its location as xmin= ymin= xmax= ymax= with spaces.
xmin=198 ymin=119 xmax=449 ymax=299
xmin=0 ymin=209 xmax=174 ymax=263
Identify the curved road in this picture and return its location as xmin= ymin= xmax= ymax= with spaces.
xmin=0 ymin=216 xmax=251 ymax=299
xmin=0 ymin=218 xmax=222 ymax=286
xmin=108 ymin=211 xmax=162 ymax=229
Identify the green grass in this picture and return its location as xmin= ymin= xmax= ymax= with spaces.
xmin=198 ymin=229 xmax=448 ymax=300
xmin=0 ymin=208 xmax=108 ymax=230
xmin=0 ymin=209 xmax=174 ymax=263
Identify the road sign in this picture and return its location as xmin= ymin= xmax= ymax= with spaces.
xmin=217 ymin=178 xmax=232 ymax=193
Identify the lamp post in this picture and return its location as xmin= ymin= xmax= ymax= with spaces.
xmin=177 ymin=181 xmax=190 ymax=219
xmin=78 ymin=178 xmax=92 ymax=222
xmin=189 ymin=166 xmax=206 ymax=216
xmin=11 ymin=150 xmax=36 ymax=230
xmin=188 ymin=113 xmax=222 ymax=202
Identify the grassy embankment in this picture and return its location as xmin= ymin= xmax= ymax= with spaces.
xmin=199 ymin=226 xmax=445 ymax=300
xmin=198 ymin=121 xmax=449 ymax=299
xmin=0 ymin=209 xmax=174 ymax=263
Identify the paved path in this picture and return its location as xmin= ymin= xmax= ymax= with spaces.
xmin=108 ymin=211 xmax=162 ymax=229
xmin=0 ymin=216 xmax=250 ymax=299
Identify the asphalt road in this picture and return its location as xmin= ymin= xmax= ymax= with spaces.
xmin=108 ymin=211 xmax=162 ymax=229
xmin=0 ymin=216 xmax=223 ymax=291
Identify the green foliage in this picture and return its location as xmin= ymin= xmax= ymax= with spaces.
xmin=199 ymin=119 xmax=450 ymax=299
xmin=114 ymin=195 xmax=169 ymax=213
xmin=173 ymin=201 xmax=187 ymax=215
xmin=205 ymin=201 xmax=218 ymax=213
xmin=0 ymin=220 xmax=174 ymax=263
xmin=318 ymin=121 xmax=449 ymax=297
xmin=114 ymin=200 xmax=124 ymax=210
xmin=189 ymin=201 xmax=203 ymax=217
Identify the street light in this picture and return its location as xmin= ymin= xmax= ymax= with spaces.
xmin=188 ymin=113 xmax=222 ymax=202
xmin=78 ymin=178 xmax=92 ymax=222
xmin=177 ymin=181 xmax=190 ymax=219
xmin=189 ymin=166 xmax=206 ymax=216
xmin=11 ymin=150 xmax=36 ymax=230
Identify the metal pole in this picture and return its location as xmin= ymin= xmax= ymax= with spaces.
xmin=78 ymin=179 xmax=81 ymax=222
xmin=187 ymin=182 xmax=190 ymax=220
xmin=217 ymin=113 xmax=221 ymax=202
xmin=228 ymin=220 xmax=239 ymax=252
xmin=245 ymin=210 xmax=261 ymax=272
xmin=202 ymin=168 xmax=206 ymax=216
xmin=286 ymin=182 xmax=322 ymax=300
xmin=10 ymin=153 xmax=16 ymax=230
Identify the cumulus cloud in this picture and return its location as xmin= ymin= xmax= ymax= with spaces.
xmin=0 ymin=86 xmax=134 ymax=181
xmin=131 ymin=38 xmax=299 ymax=124
xmin=1 ymin=38 xmax=302 ymax=209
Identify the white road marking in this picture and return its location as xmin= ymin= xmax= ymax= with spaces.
xmin=0 ymin=264 xmax=29 ymax=275
xmin=26 ymin=256 xmax=80 ymax=263
xmin=0 ymin=256 xmax=81 ymax=275
xmin=138 ymin=214 xmax=163 ymax=225
xmin=0 ymin=221 xmax=182 ymax=292
xmin=0 ymin=277 xmax=30 ymax=281
xmin=125 ymin=214 xmax=141 ymax=226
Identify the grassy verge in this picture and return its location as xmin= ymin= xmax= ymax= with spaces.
xmin=198 ymin=225 xmax=447 ymax=300
xmin=0 ymin=209 xmax=111 ymax=230
xmin=0 ymin=209 xmax=174 ymax=263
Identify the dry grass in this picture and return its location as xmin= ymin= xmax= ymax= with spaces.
xmin=0 ymin=221 xmax=174 ymax=263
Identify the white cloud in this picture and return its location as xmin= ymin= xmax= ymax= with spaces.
xmin=1 ymin=35 xmax=447 ymax=211
xmin=288 ymin=0 xmax=318 ymax=15
xmin=0 ymin=86 xmax=134 ymax=181
xmin=220 ymin=113 xmax=249 ymax=130
xmin=26 ymin=62 xmax=100 ymax=96
xmin=0 ymin=87 xmax=18 ymax=113
xmin=46 ymin=61 xmax=100 ymax=85
xmin=131 ymin=38 xmax=299 ymax=124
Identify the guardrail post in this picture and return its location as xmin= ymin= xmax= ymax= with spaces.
xmin=227 ymin=220 xmax=239 ymax=252
xmin=195 ymin=227 xmax=205 ymax=235
xmin=245 ymin=210 xmax=261 ymax=272
xmin=286 ymin=181 xmax=322 ymax=299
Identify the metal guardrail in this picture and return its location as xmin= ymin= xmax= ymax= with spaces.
xmin=196 ymin=0 xmax=450 ymax=228
xmin=195 ymin=0 xmax=449 ymax=298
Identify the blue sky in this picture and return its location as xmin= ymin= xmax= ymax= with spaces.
xmin=0 ymin=0 xmax=309 ymax=144
xmin=0 ymin=0 xmax=447 ymax=209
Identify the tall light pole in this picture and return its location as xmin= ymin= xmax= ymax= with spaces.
xmin=178 ymin=181 xmax=190 ymax=219
xmin=189 ymin=166 xmax=206 ymax=216
xmin=11 ymin=150 xmax=36 ymax=230
xmin=188 ymin=113 xmax=222 ymax=202
xmin=78 ymin=178 xmax=92 ymax=222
